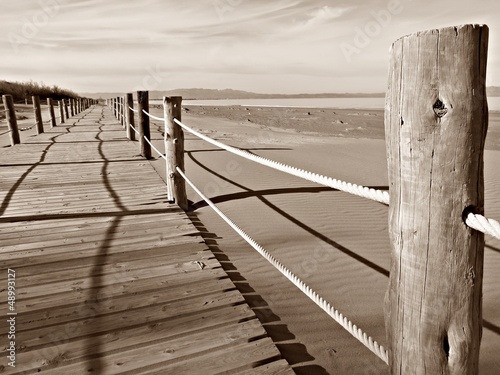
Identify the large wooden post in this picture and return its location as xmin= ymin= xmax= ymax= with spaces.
xmin=70 ymin=99 xmax=75 ymax=117
xmin=2 ymin=95 xmax=20 ymax=146
xmin=137 ymin=91 xmax=151 ymax=159
xmin=164 ymin=96 xmax=187 ymax=210
xmin=32 ymin=95 xmax=44 ymax=134
xmin=126 ymin=93 xmax=136 ymax=141
xmin=385 ymin=24 xmax=488 ymax=374
xmin=58 ymin=100 xmax=65 ymax=124
xmin=47 ymin=98 xmax=56 ymax=128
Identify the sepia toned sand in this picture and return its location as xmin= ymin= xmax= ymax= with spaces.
xmin=143 ymin=105 xmax=500 ymax=374
xmin=1 ymin=104 xmax=499 ymax=374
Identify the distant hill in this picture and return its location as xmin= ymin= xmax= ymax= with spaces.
xmin=85 ymin=87 xmax=500 ymax=100
xmin=83 ymin=88 xmax=386 ymax=100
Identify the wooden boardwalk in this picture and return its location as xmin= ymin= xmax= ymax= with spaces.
xmin=0 ymin=106 xmax=293 ymax=374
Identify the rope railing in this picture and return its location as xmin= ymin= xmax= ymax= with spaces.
xmin=175 ymin=118 xmax=390 ymax=204
xmin=19 ymin=124 xmax=37 ymax=132
xmin=142 ymin=109 xmax=165 ymax=122
xmin=176 ymin=165 xmax=389 ymax=363
xmin=143 ymin=134 xmax=166 ymax=160
xmin=1 ymin=95 xmax=96 ymax=146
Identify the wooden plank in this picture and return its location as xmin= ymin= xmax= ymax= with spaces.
xmin=236 ymin=360 xmax=296 ymax=375
xmin=139 ymin=338 xmax=282 ymax=375
xmin=3 ymin=277 xmax=237 ymax=332
xmin=2 ymin=267 xmax=227 ymax=314
xmin=12 ymin=304 xmax=257 ymax=373
xmin=15 ymin=289 xmax=246 ymax=347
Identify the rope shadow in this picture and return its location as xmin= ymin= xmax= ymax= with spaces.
xmin=186 ymin=150 xmax=390 ymax=277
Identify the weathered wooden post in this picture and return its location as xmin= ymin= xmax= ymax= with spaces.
xmin=113 ymin=98 xmax=118 ymax=119
xmin=164 ymin=96 xmax=187 ymax=210
xmin=385 ymin=24 xmax=488 ymax=374
xmin=126 ymin=93 xmax=136 ymax=141
xmin=120 ymin=96 xmax=125 ymax=127
xmin=117 ymin=96 xmax=121 ymax=121
xmin=70 ymin=99 xmax=75 ymax=117
xmin=2 ymin=95 xmax=20 ymax=146
xmin=64 ymin=98 xmax=69 ymax=119
xmin=32 ymin=95 xmax=44 ymax=134
xmin=137 ymin=91 xmax=151 ymax=159
xmin=58 ymin=100 xmax=65 ymax=124
xmin=47 ymin=98 xmax=56 ymax=128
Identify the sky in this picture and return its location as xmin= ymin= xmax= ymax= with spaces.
xmin=1 ymin=0 xmax=499 ymax=95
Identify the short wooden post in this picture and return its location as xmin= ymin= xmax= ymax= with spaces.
xmin=47 ymin=98 xmax=56 ymax=128
xmin=137 ymin=91 xmax=151 ymax=159
xmin=70 ymin=99 xmax=75 ymax=117
xmin=2 ymin=95 xmax=20 ymax=146
xmin=385 ymin=25 xmax=488 ymax=374
xmin=164 ymin=96 xmax=187 ymax=209
xmin=126 ymin=93 xmax=136 ymax=141
xmin=64 ymin=98 xmax=69 ymax=119
xmin=32 ymin=95 xmax=44 ymax=134
xmin=113 ymin=98 xmax=118 ymax=119
xmin=58 ymin=100 xmax=65 ymax=124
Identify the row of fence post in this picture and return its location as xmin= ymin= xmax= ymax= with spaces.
xmin=106 ymin=24 xmax=488 ymax=375
xmin=108 ymin=93 xmax=188 ymax=211
xmin=1 ymin=95 xmax=98 ymax=146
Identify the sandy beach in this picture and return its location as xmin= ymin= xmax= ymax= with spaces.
xmin=1 ymin=104 xmax=499 ymax=374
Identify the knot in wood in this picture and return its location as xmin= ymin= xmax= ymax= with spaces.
xmin=433 ymin=99 xmax=448 ymax=118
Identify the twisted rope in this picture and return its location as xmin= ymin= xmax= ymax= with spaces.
xmin=129 ymin=123 xmax=140 ymax=136
xmin=465 ymin=213 xmax=500 ymax=240
xmin=176 ymin=166 xmax=389 ymax=364
xmin=19 ymin=124 xmax=36 ymax=131
xmin=174 ymin=119 xmax=389 ymax=205
xmin=142 ymin=109 xmax=165 ymax=122
xmin=143 ymin=135 xmax=166 ymax=160
xmin=127 ymin=122 xmax=166 ymax=160
xmin=129 ymin=106 xmax=138 ymax=113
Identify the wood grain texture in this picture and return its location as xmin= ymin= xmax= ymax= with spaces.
xmin=32 ymin=95 xmax=44 ymax=135
xmin=0 ymin=105 xmax=290 ymax=374
xmin=2 ymin=94 xmax=20 ymax=145
xmin=385 ymin=24 xmax=489 ymax=374
xmin=164 ymin=96 xmax=188 ymax=209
